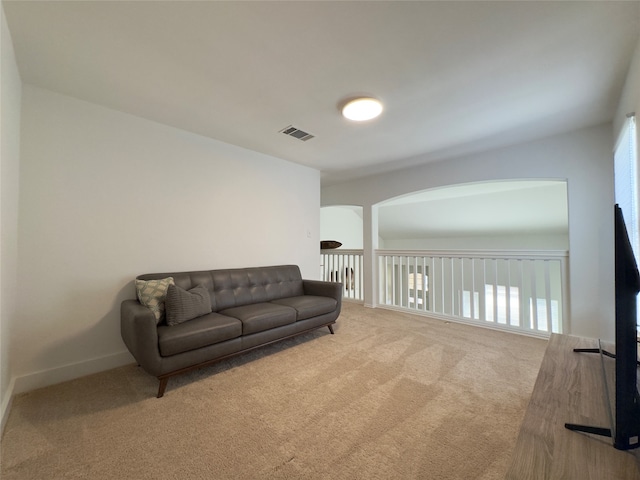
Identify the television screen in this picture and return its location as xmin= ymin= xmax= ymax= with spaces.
xmin=612 ymin=204 xmax=640 ymax=450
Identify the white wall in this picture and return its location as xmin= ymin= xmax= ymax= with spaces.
xmin=383 ymin=233 xmax=569 ymax=251
xmin=320 ymin=206 xmax=363 ymax=249
xmin=323 ymin=124 xmax=614 ymax=341
xmin=13 ymin=85 xmax=320 ymax=393
xmin=1 ymin=3 xmax=22 ymax=430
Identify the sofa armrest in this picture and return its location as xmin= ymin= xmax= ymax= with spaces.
xmin=302 ymin=279 xmax=342 ymax=303
xmin=121 ymin=299 xmax=163 ymax=376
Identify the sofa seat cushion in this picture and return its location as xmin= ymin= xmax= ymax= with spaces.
xmin=220 ymin=302 xmax=296 ymax=335
xmin=157 ymin=312 xmax=242 ymax=356
xmin=271 ymin=295 xmax=338 ymax=320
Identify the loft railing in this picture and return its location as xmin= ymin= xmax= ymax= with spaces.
xmin=320 ymin=248 xmax=569 ymax=336
xmin=321 ymin=249 xmax=364 ymax=301
xmin=376 ymin=249 xmax=568 ymax=337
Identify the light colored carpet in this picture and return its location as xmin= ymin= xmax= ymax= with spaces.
xmin=1 ymin=303 xmax=547 ymax=479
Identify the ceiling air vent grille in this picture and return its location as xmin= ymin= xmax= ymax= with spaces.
xmin=280 ymin=125 xmax=315 ymax=141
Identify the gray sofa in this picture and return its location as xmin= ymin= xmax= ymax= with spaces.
xmin=121 ymin=264 xmax=342 ymax=397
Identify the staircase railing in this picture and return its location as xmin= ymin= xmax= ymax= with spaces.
xmin=320 ymin=249 xmax=364 ymax=301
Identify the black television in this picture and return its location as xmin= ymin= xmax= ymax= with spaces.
xmin=565 ymin=204 xmax=640 ymax=450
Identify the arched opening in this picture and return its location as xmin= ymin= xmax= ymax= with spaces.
xmin=377 ymin=180 xmax=568 ymax=250
xmin=374 ymin=180 xmax=569 ymax=335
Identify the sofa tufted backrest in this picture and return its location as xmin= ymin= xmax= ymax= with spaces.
xmin=137 ymin=264 xmax=305 ymax=313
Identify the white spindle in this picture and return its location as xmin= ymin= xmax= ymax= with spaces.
xmin=544 ymin=260 xmax=552 ymax=332
xmin=440 ymin=257 xmax=445 ymax=315
xmin=529 ymin=260 xmax=538 ymax=330
xmin=506 ymin=259 xmax=512 ymax=326
xmin=491 ymin=258 xmax=498 ymax=323
xmin=449 ymin=257 xmax=455 ymax=316
xmin=470 ymin=257 xmax=476 ymax=320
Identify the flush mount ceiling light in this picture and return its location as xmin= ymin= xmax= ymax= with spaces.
xmin=341 ymin=97 xmax=383 ymax=121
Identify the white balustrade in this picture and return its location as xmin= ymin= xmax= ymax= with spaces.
xmin=376 ymin=250 xmax=568 ymax=337
xmin=321 ymin=249 xmax=364 ymax=301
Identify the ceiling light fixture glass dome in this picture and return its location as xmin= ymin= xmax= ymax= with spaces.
xmin=341 ymin=97 xmax=383 ymax=121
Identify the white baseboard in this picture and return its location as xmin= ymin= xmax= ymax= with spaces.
xmin=13 ymin=350 xmax=135 ymax=396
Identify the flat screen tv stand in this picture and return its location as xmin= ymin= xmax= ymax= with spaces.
xmin=506 ymin=334 xmax=640 ymax=479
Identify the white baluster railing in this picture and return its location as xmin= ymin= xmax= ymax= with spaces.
xmin=376 ymin=250 xmax=568 ymax=337
xmin=321 ymin=249 xmax=364 ymax=301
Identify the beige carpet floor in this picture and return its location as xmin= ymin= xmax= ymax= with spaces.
xmin=1 ymin=303 xmax=547 ymax=479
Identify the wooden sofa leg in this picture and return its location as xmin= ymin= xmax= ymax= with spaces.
xmin=328 ymin=324 xmax=334 ymax=334
xmin=157 ymin=377 xmax=169 ymax=398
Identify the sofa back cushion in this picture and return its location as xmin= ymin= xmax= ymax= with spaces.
xmin=137 ymin=265 xmax=304 ymax=316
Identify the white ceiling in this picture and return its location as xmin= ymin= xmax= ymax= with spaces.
xmin=3 ymin=1 xmax=639 ymax=186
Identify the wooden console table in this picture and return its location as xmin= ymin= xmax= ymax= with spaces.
xmin=506 ymin=333 xmax=640 ymax=479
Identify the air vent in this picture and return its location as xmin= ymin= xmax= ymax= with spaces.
xmin=280 ymin=125 xmax=315 ymax=141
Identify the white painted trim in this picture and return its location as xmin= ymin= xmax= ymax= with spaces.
xmin=614 ymin=114 xmax=636 ymax=153
xmin=321 ymin=249 xmax=364 ymax=255
xmin=13 ymin=351 xmax=134 ymax=395
xmin=376 ymin=248 xmax=569 ymax=259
